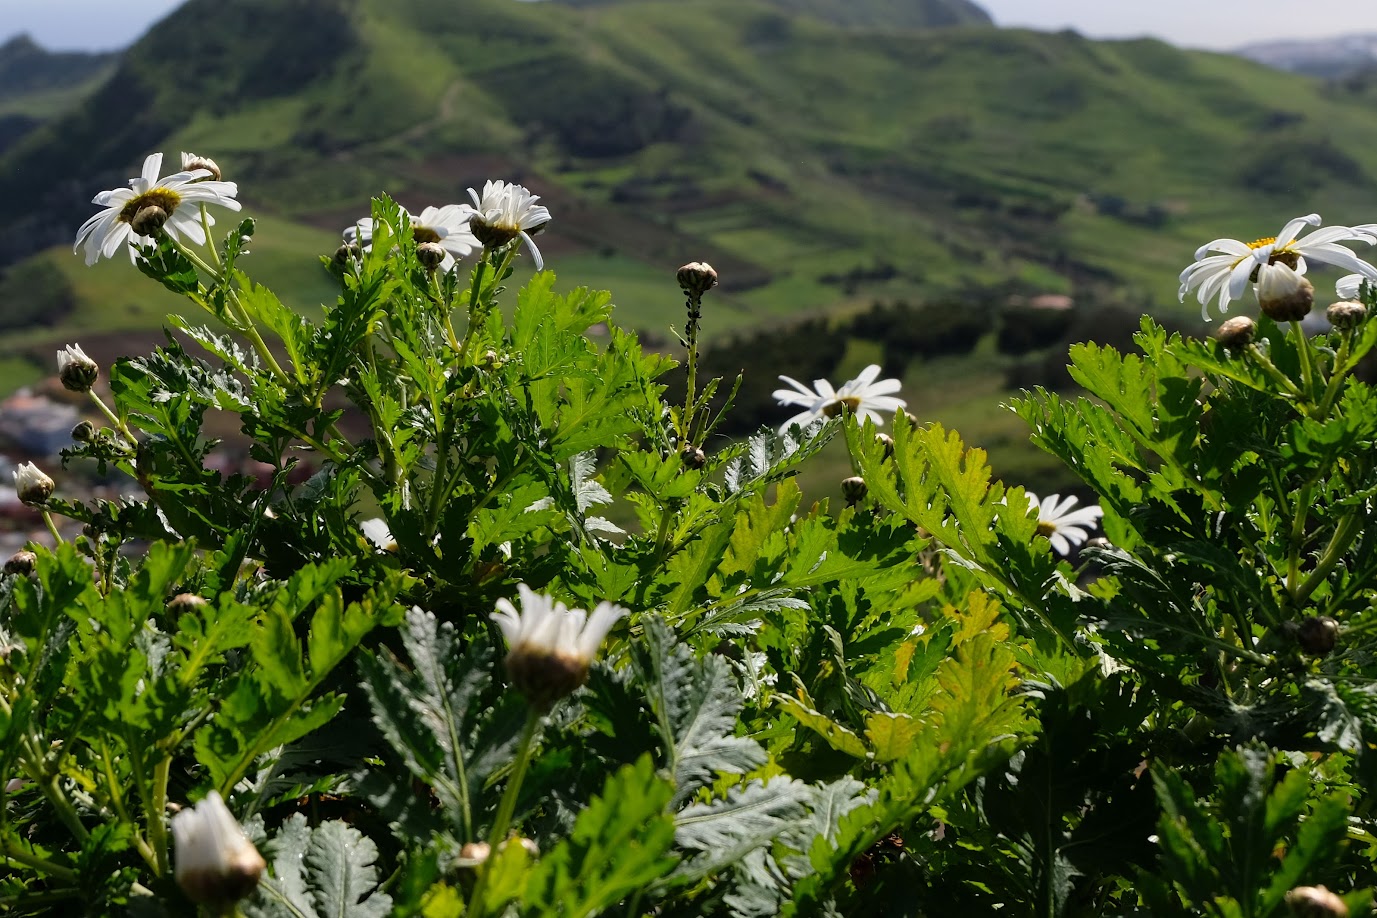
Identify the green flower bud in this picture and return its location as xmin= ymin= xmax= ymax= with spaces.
xmin=1216 ymin=316 xmax=1256 ymax=351
xmin=1326 ymin=300 xmax=1366 ymax=330
xmin=1296 ymin=616 xmax=1339 ymax=656
xmin=677 ymin=262 xmax=718 ymax=298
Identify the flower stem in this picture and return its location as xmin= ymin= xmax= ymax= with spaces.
xmin=458 ymin=256 xmax=490 ymax=359
xmin=1294 ymin=509 xmax=1364 ymax=608
xmin=2 ymin=840 xmax=77 ymax=881
xmin=167 ymin=235 xmax=290 ymax=383
xmin=1246 ymin=344 xmax=1305 ymax=401
xmin=88 ymin=390 xmax=135 ymax=443
xmin=1315 ymin=333 xmax=1354 ymax=420
xmin=199 ymin=204 xmax=222 ymax=271
xmin=1291 ymin=321 xmax=1317 ymax=398
xmin=683 ymin=290 xmax=703 ymax=444
xmin=41 ymin=511 xmax=62 ymax=544
xmin=148 ymin=754 xmax=171 ymax=876
xmin=469 ymin=709 xmax=542 ymax=918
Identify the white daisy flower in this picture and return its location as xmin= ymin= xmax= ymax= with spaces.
xmin=772 ymin=364 xmax=906 ymax=433
xmin=1023 ymin=491 xmax=1103 ymax=557
xmin=171 ymin=791 xmax=266 ymax=907
xmin=491 ymin=584 xmax=625 ymax=706
xmin=180 ymin=151 xmax=222 ymax=181
xmin=1337 ymin=273 xmax=1367 ymax=301
xmin=344 ymin=204 xmax=480 ymax=272
xmin=1178 ymin=214 xmax=1377 ymax=320
xmin=73 ymin=152 xmax=241 ymax=266
xmin=466 ymin=180 xmax=552 ymax=270
xmin=361 ymin=518 xmax=397 ymax=552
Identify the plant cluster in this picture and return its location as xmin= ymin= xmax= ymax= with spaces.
xmin=2 ymin=148 xmax=1377 ymax=918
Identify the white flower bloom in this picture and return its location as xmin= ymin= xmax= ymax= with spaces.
xmin=1178 ymin=214 xmax=1377 ymax=320
xmin=344 ymin=205 xmax=480 ymax=272
xmin=171 ymin=791 xmax=266 ymax=907
xmin=466 ymin=180 xmax=552 ymax=270
xmin=1337 ymin=273 xmax=1366 ymax=301
xmin=56 ymin=343 xmax=98 ymax=392
xmin=13 ymin=462 xmax=53 ymax=505
xmin=772 ymin=364 xmax=906 ymax=433
xmin=73 ymin=152 xmax=241 ymax=266
xmin=491 ymin=584 xmax=625 ymax=706
xmin=180 ymin=151 xmax=222 ymax=181
xmin=361 ymin=518 xmax=397 ymax=552
xmin=1024 ymin=491 xmax=1103 ymax=557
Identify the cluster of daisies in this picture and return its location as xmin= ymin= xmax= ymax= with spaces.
xmin=73 ymin=152 xmax=551 ymax=271
xmin=1178 ymin=213 xmax=1377 ymax=320
xmin=770 ymin=365 xmax=1103 ymax=556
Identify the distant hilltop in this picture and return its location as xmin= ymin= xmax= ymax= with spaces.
xmin=545 ymin=0 xmax=993 ymax=29
xmin=1235 ymin=32 xmax=1377 ymax=79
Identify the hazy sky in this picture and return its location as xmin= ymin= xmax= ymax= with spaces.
xmin=3 ymin=0 xmax=1377 ymax=51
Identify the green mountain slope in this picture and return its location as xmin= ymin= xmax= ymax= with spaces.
xmin=3 ymin=0 xmax=1377 ymax=383
xmin=549 ymin=0 xmax=992 ymax=28
xmin=0 ymin=35 xmax=117 ymax=156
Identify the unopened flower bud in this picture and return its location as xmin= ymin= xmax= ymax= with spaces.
xmin=13 ymin=463 xmax=53 ymax=505
xmin=458 ymin=841 xmax=491 ymax=866
xmin=4 ymin=551 xmax=36 ymax=576
xmin=681 ymin=445 xmax=707 ymax=469
xmin=469 ymin=216 xmax=520 ymax=249
xmin=517 ymin=837 xmax=540 ymax=858
xmin=56 ymin=343 xmax=99 ymax=392
xmin=1257 ymin=263 xmax=1314 ymax=323
xmin=333 ymin=243 xmax=363 ymax=266
xmin=1297 ymin=616 xmax=1340 ymax=656
xmin=677 ymin=262 xmax=718 ymax=298
xmin=416 ymin=241 xmax=446 ymax=269
xmin=71 ymin=420 xmax=95 ymax=442
xmin=875 ymin=433 xmax=895 ymax=459
xmin=1326 ymin=300 xmax=1366 ymax=330
xmin=180 ymin=152 xmax=223 ymax=182
xmin=1216 ymin=316 xmax=1257 ymax=351
xmin=167 ymin=593 xmax=209 ymax=615
xmin=171 ymin=791 xmax=266 ymax=908
xmin=131 ymin=205 xmax=168 ymax=237
xmin=841 ymin=476 xmax=868 ymax=506
xmin=1285 ymin=885 xmax=1349 ymax=917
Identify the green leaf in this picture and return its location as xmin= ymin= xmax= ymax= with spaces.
xmin=524 ymin=754 xmax=677 ymax=918
xmin=247 ymin=815 xmax=392 ymax=918
xmin=632 ymin=618 xmax=767 ymax=803
xmin=674 ymin=778 xmax=813 ymax=880
xmin=357 ymin=607 xmax=522 ymax=840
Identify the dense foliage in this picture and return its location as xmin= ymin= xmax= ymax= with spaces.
xmin=4 ymin=176 xmax=1377 ymax=918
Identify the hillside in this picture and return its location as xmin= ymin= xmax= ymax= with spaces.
xmin=4 ymin=0 xmax=1377 ymax=473
xmin=548 ymin=0 xmax=993 ymax=28
xmin=0 ymin=35 xmax=117 ymax=156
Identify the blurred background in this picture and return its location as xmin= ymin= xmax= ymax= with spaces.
xmin=1 ymin=0 xmax=1376 ymax=528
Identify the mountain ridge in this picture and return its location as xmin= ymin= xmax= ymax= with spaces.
xmin=4 ymin=0 xmax=1377 ymax=363
xmin=545 ymin=0 xmax=992 ymax=28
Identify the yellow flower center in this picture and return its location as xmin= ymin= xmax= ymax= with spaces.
xmin=413 ymin=226 xmax=441 ymax=244
xmin=1237 ymin=236 xmax=1300 ymax=281
xmin=1036 ymin=520 xmax=1057 ymax=537
xmin=118 ymin=188 xmax=181 ymax=224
